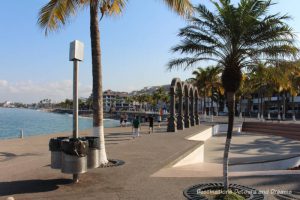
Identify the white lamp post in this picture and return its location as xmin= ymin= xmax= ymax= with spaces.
xmin=69 ymin=40 xmax=84 ymax=138
xmin=69 ymin=40 xmax=84 ymax=182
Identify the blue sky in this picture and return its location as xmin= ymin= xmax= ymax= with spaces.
xmin=0 ymin=0 xmax=299 ymax=103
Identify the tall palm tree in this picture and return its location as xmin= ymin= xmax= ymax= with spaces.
xmin=290 ymin=62 xmax=300 ymax=120
xmin=191 ymin=66 xmax=223 ymax=118
xmin=269 ymin=63 xmax=293 ymax=119
xmin=280 ymin=61 xmax=300 ymax=120
xmin=248 ymin=63 xmax=273 ymax=120
xmin=168 ymin=0 xmax=297 ymax=190
xmin=191 ymin=67 xmax=210 ymax=115
xmin=206 ymin=66 xmax=222 ymax=116
xmin=236 ymin=73 xmax=252 ymax=118
xmin=153 ymin=87 xmax=166 ymax=105
xmin=38 ymin=0 xmax=193 ymax=165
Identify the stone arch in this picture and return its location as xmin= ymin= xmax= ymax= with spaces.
xmin=194 ymin=88 xmax=200 ymax=125
xmin=167 ymin=78 xmax=184 ymax=132
xmin=189 ymin=86 xmax=195 ymax=126
xmin=183 ymin=83 xmax=191 ymax=128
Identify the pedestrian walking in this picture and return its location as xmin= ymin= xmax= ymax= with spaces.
xmin=132 ymin=116 xmax=141 ymax=138
xmin=157 ymin=115 xmax=162 ymax=128
xmin=124 ymin=113 xmax=128 ymax=127
xmin=148 ymin=116 xmax=154 ymax=134
xmin=120 ymin=114 xmax=124 ymax=127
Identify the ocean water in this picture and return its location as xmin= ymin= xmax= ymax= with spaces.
xmin=0 ymin=108 xmax=119 ymax=139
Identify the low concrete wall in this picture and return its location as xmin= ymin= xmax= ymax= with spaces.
xmin=172 ymin=127 xmax=213 ymax=167
xmin=187 ymin=127 xmax=213 ymax=142
xmin=173 ymin=145 xmax=204 ymax=167
xmin=212 ymin=123 xmax=242 ymax=135
xmin=173 ymin=123 xmax=250 ymax=168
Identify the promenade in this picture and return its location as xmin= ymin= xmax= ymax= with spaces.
xmin=0 ymin=120 xmax=300 ymax=200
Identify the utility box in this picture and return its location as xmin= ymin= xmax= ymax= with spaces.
xmin=69 ymin=40 xmax=84 ymax=61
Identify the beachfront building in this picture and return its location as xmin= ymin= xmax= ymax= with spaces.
xmin=103 ymin=90 xmax=129 ymax=112
xmin=239 ymin=93 xmax=300 ymax=118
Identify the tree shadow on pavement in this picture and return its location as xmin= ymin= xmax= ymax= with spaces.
xmin=0 ymin=179 xmax=72 ymax=196
xmin=230 ymin=137 xmax=300 ymax=155
xmin=0 ymin=152 xmax=42 ymax=162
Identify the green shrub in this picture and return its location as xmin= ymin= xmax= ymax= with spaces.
xmin=215 ymin=192 xmax=245 ymax=200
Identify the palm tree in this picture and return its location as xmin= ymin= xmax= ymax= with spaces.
xmin=289 ymin=62 xmax=300 ymax=120
xmin=168 ymin=0 xmax=297 ymax=190
xmin=248 ymin=63 xmax=273 ymax=120
xmin=38 ymin=0 xmax=193 ymax=165
xmin=191 ymin=68 xmax=210 ymax=116
xmin=153 ymin=87 xmax=164 ymax=105
xmin=236 ymin=73 xmax=252 ymax=118
xmin=206 ymin=66 xmax=222 ymax=117
xmin=268 ymin=63 xmax=293 ymax=119
xmin=191 ymin=66 xmax=223 ymax=119
xmin=279 ymin=61 xmax=300 ymax=120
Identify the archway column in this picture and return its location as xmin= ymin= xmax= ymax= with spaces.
xmin=177 ymin=92 xmax=184 ymax=130
xmin=184 ymin=95 xmax=191 ymax=128
xmin=195 ymin=96 xmax=200 ymax=125
xmin=167 ymin=87 xmax=177 ymax=132
xmin=190 ymin=94 xmax=195 ymax=126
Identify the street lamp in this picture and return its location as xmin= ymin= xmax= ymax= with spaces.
xmin=69 ymin=40 xmax=84 ymax=182
xmin=69 ymin=40 xmax=84 ymax=138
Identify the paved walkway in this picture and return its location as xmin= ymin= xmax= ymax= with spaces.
xmin=0 ymin=123 xmax=300 ymax=200
xmin=153 ymin=132 xmax=300 ymax=177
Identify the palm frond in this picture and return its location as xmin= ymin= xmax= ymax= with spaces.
xmin=100 ymin=0 xmax=127 ymax=18
xmin=38 ymin=0 xmax=83 ymax=35
xmin=162 ymin=0 xmax=193 ymax=17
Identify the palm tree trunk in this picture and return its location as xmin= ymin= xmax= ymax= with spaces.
xmin=203 ymin=93 xmax=207 ymax=116
xmin=247 ymin=98 xmax=251 ymax=117
xmin=90 ymin=1 xmax=108 ymax=165
xmin=277 ymin=93 xmax=281 ymax=120
xmin=267 ymin=97 xmax=271 ymax=119
xmin=200 ymin=98 xmax=203 ymax=114
xmin=283 ymin=92 xmax=286 ymax=120
xmin=292 ymin=95 xmax=296 ymax=121
xmin=261 ymin=94 xmax=264 ymax=120
xmin=223 ymin=91 xmax=235 ymax=190
xmin=217 ymin=96 xmax=219 ymax=116
xmin=239 ymin=97 xmax=242 ymax=118
xmin=211 ymin=87 xmax=214 ymax=116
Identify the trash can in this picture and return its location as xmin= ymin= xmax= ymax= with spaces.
xmin=61 ymin=138 xmax=88 ymax=174
xmin=49 ymin=137 xmax=69 ymax=169
xmin=83 ymin=136 xmax=100 ymax=169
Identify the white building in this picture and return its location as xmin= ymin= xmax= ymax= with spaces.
xmin=103 ymin=90 xmax=129 ymax=112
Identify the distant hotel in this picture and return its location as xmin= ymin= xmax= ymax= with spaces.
xmin=103 ymin=90 xmax=129 ymax=112
xmin=103 ymin=85 xmax=170 ymax=112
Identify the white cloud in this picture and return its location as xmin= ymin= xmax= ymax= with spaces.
xmin=0 ymin=80 xmax=92 ymax=103
xmin=0 ymin=80 xmax=8 ymax=87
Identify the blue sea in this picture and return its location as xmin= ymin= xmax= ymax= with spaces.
xmin=0 ymin=108 xmax=119 ymax=139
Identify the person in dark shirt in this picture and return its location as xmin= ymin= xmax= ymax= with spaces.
xmin=148 ymin=116 xmax=154 ymax=134
xmin=124 ymin=113 xmax=128 ymax=127
xmin=120 ymin=114 xmax=124 ymax=127
xmin=132 ymin=116 xmax=141 ymax=138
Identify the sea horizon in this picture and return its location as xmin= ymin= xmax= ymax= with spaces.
xmin=0 ymin=107 xmax=119 ymax=139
